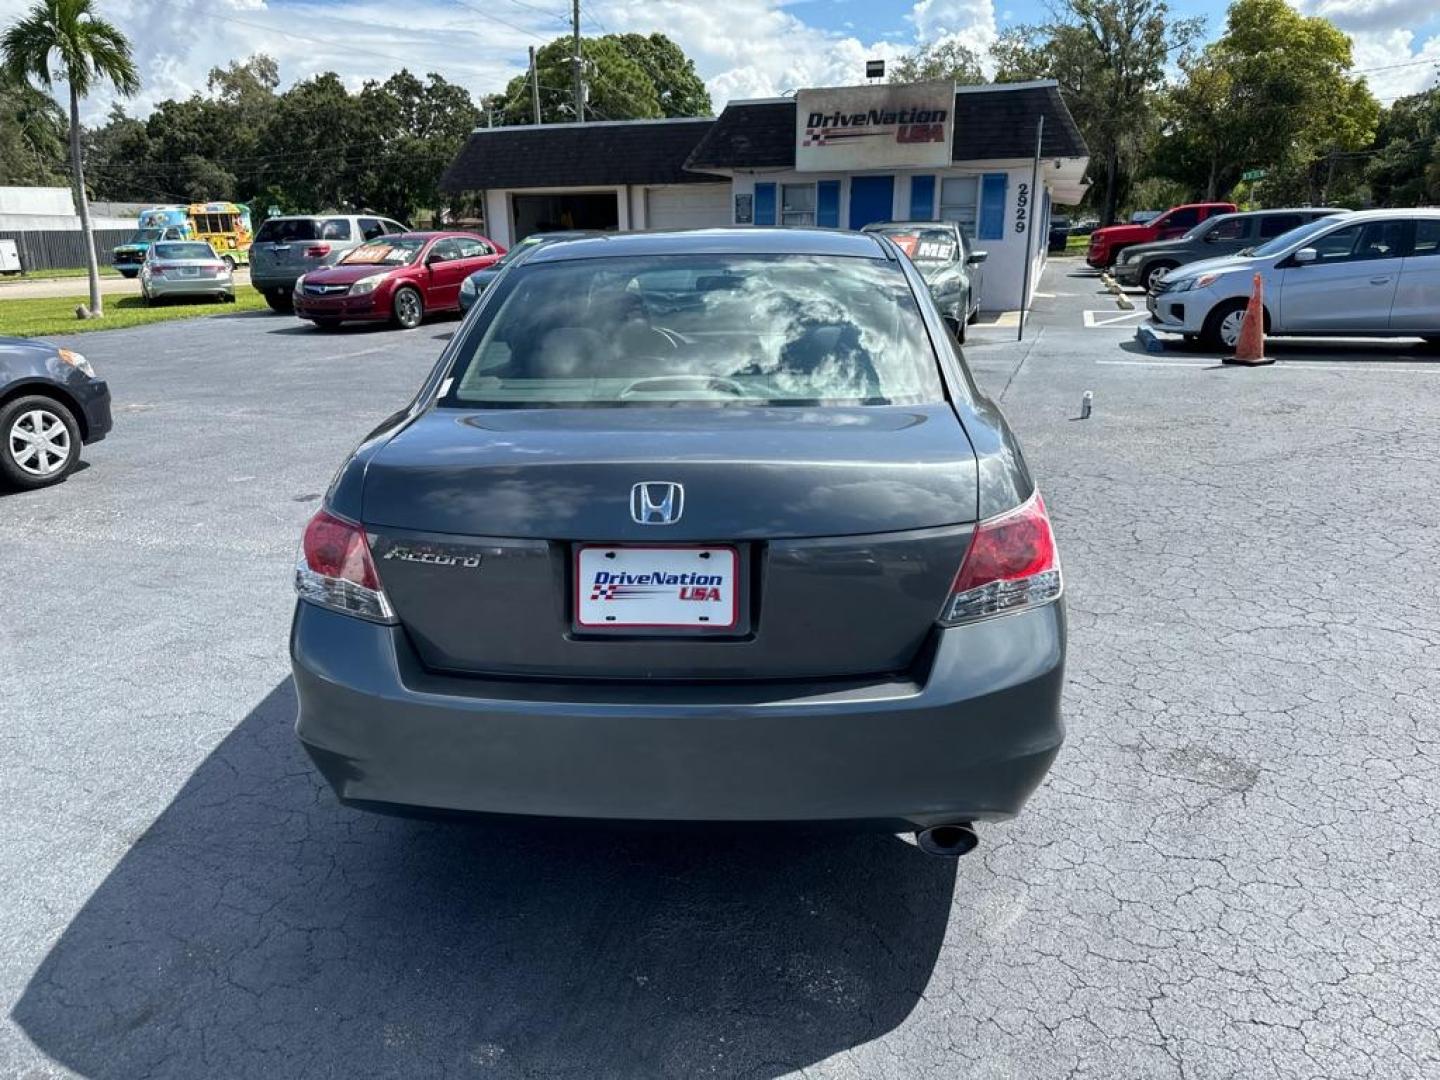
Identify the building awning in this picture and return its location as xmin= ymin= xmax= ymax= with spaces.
xmin=685 ymin=82 xmax=1089 ymax=173
xmin=440 ymin=118 xmax=717 ymax=193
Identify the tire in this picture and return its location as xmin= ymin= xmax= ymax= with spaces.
xmin=313 ymin=318 xmax=342 ymax=331
xmin=1202 ymin=298 xmax=1262 ymax=352
xmin=391 ymin=286 xmax=424 ymax=330
xmin=1144 ymin=261 xmax=1177 ymax=292
xmin=263 ymin=289 xmax=292 ymax=313
xmin=0 ymin=394 xmax=82 ymax=490
xmin=221 ymin=255 xmax=236 ymax=271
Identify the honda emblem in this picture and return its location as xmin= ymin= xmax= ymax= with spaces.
xmin=630 ymin=482 xmax=684 ymax=525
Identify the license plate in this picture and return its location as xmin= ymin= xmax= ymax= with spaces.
xmin=179 ymin=267 xmax=198 ymax=277
xmin=575 ymin=545 xmax=738 ymax=628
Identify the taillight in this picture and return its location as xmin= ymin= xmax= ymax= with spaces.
xmin=305 ymin=243 xmax=331 ymax=258
xmin=294 ymin=509 xmax=395 ymax=622
xmin=149 ymin=264 xmax=167 ymax=276
xmin=938 ymin=492 xmax=1061 ymax=625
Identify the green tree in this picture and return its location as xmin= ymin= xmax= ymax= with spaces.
xmin=994 ymin=0 xmax=1204 ymax=225
xmin=493 ymin=33 xmax=709 ymax=125
xmin=1367 ymin=88 xmax=1440 ymax=206
xmin=1150 ymin=0 xmax=1378 ymax=203
xmin=889 ymin=40 xmax=986 ymax=85
xmin=0 ymin=69 xmax=67 ymax=184
xmin=3 ymin=0 xmax=138 ymax=317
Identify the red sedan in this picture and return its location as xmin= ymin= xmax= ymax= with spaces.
xmin=293 ymin=231 xmax=506 ymax=330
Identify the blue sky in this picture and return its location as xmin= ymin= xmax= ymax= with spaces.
xmin=1 ymin=0 xmax=1436 ymax=118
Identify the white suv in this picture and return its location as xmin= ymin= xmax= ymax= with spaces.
xmin=1147 ymin=209 xmax=1440 ymax=350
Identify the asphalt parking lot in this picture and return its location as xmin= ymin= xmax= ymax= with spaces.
xmin=2 ymin=262 xmax=1437 ymax=1079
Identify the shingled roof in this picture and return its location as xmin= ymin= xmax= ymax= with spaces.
xmin=440 ymin=117 xmax=717 ymax=192
xmin=686 ymin=82 xmax=1088 ymax=173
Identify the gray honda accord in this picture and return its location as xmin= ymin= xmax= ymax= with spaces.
xmin=291 ymin=228 xmax=1064 ymax=856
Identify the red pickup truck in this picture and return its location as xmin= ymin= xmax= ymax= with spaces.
xmin=1086 ymin=202 xmax=1237 ymax=269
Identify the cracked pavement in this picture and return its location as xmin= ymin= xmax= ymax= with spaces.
xmin=2 ymin=264 xmax=1437 ymax=1078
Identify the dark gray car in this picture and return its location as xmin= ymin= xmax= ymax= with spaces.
xmin=290 ymin=228 xmax=1064 ymax=857
xmin=1 ymin=337 xmax=112 ymax=490
xmin=864 ymin=221 xmax=986 ymax=341
xmin=1115 ymin=207 xmax=1348 ymax=290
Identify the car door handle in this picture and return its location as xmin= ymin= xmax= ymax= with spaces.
xmin=1370 ymin=276 xmax=1391 ymax=285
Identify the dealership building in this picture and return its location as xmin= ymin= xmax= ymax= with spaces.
xmin=439 ymin=79 xmax=1089 ymax=311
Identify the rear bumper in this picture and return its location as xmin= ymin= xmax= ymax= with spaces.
xmin=146 ymin=277 xmax=233 ymax=297
xmin=291 ymin=600 xmax=1066 ymax=829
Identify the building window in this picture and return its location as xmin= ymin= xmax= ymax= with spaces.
xmin=781 ymin=183 xmax=816 ymax=226
xmin=938 ymin=176 xmax=979 ymax=237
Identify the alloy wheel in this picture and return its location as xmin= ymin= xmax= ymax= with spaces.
xmin=394 ymin=289 xmax=422 ymax=329
xmin=8 ymin=408 xmax=72 ymax=478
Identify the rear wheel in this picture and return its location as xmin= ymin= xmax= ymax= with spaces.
xmin=0 ymin=394 xmax=81 ymax=490
xmin=263 ymin=289 xmax=292 ymax=313
xmin=1202 ymin=298 xmax=1259 ymax=352
xmin=1144 ymin=261 xmax=1177 ymax=292
xmin=221 ymin=255 xmax=236 ymax=271
xmin=392 ymin=286 xmax=424 ymax=330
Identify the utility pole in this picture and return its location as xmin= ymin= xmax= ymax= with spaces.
xmin=529 ymin=45 xmax=542 ymax=125
xmin=571 ymin=0 xmax=584 ymax=122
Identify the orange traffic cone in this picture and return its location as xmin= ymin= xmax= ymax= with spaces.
xmin=1224 ymin=273 xmax=1273 ymax=366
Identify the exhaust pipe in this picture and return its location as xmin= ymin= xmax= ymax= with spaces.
xmin=915 ymin=823 xmax=979 ymax=858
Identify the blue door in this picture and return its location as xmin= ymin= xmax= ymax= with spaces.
xmin=848 ymin=176 xmax=895 ymax=230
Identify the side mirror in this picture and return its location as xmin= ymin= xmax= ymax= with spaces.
xmin=967 ymin=251 xmax=988 ymax=265
xmin=1292 ymin=247 xmax=1318 ymax=265
xmin=425 ymin=252 xmax=445 ymax=266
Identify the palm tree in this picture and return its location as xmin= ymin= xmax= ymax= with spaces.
xmin=3 ymin=0 xmax=137 ymax=317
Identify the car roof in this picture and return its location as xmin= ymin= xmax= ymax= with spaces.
xmin=1324 ymin=207 xmax=1440 ymax=220
xmin=524 ymin=227 xmax=889 ymax=264
xmin=1210 ymin=207 xmax=1350 ymax=219
xmin=863 ymin=221 xmax=957 ymax=230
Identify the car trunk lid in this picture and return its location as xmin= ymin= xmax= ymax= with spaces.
xmin=363 ymin=404 xmax=978 ymax=680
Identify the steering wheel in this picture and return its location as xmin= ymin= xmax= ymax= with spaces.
xmin=617 ymin=374 xmax=748 ymax=399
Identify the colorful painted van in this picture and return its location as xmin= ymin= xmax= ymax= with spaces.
xmin=112 ymin=206 xmax=191 ymax=278
xmin=112 ymin=203 xmax=252 ymax=278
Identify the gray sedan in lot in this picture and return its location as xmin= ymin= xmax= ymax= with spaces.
xmin=290 ymin=228 xmax=1064 ymax=857
xmin=139 ymin=241 xmax=235 ymax=304
xmin=864 ymin=220 xmax=986 ymax=340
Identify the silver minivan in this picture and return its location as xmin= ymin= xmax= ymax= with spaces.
xmin=250 ymin=213 xmax=408 ymax=312
xmin=1148 ymin=209 xmax=1440 ymax=349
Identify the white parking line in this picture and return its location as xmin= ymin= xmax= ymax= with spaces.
xmin=1083 ymin=309 xmax=1150 ymax=328
xmin=1097 ymin=358 xmax=1440 ymax=374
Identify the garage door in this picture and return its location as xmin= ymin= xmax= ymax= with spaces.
xmin=645 ymin=184 xmax=732 ymax=230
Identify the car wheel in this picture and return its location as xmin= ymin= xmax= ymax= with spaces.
xmin=1202 ymin=299 xmax=1260 ymax=352
xmin=313 ymin=318 xmax=342 ymax=331
xmin=221 ymin=255 xmax=236 ymax=271
xmin=1145 ymin=262 xmax=1176 ymax=292
xmin=0 ymin=394 xmax=81 ymax=490
xmin=264 ymin=290 xmax=293 ymax=314
xmin=392 ymin=286 xmax=424 ymax=330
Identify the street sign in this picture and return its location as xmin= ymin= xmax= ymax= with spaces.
xmin=1241 ymin=169 xmax=1267 ymax=181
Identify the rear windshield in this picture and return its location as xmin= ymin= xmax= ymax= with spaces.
xmin=255 ymin=218 xmax=319 ymax=243
xmin=442 ymin=254 xmax=945 ymax=408
xmin=868 ymin=227 xmax=958 ymax=264
xmin=340 ymin=239 xmax=423 ymax=265
xmin=130 ymin=229 xmax=162 ymax=243
xmin=152 ymin=243 xmax=214 ymax=260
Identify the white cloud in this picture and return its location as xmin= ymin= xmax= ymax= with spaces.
xmin=1348 ymin=29 xmax=1440 ymax=101
xmin=0 ymin=0 xmax=1002 ymax=121
xmin=1298 ymin=0 xmax=1426 ymax=34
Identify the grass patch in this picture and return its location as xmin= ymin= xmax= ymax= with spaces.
xmin=1065 ymin=234 xmax=1091 ymax=253
xmin=4 ymin=265 xmax=123 ymax=281
xmin=0 ymin=290 xmax=268 ymax=338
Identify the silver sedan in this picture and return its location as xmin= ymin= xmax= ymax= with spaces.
xmin=139 ymin=241 xmax=235 ymax=304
